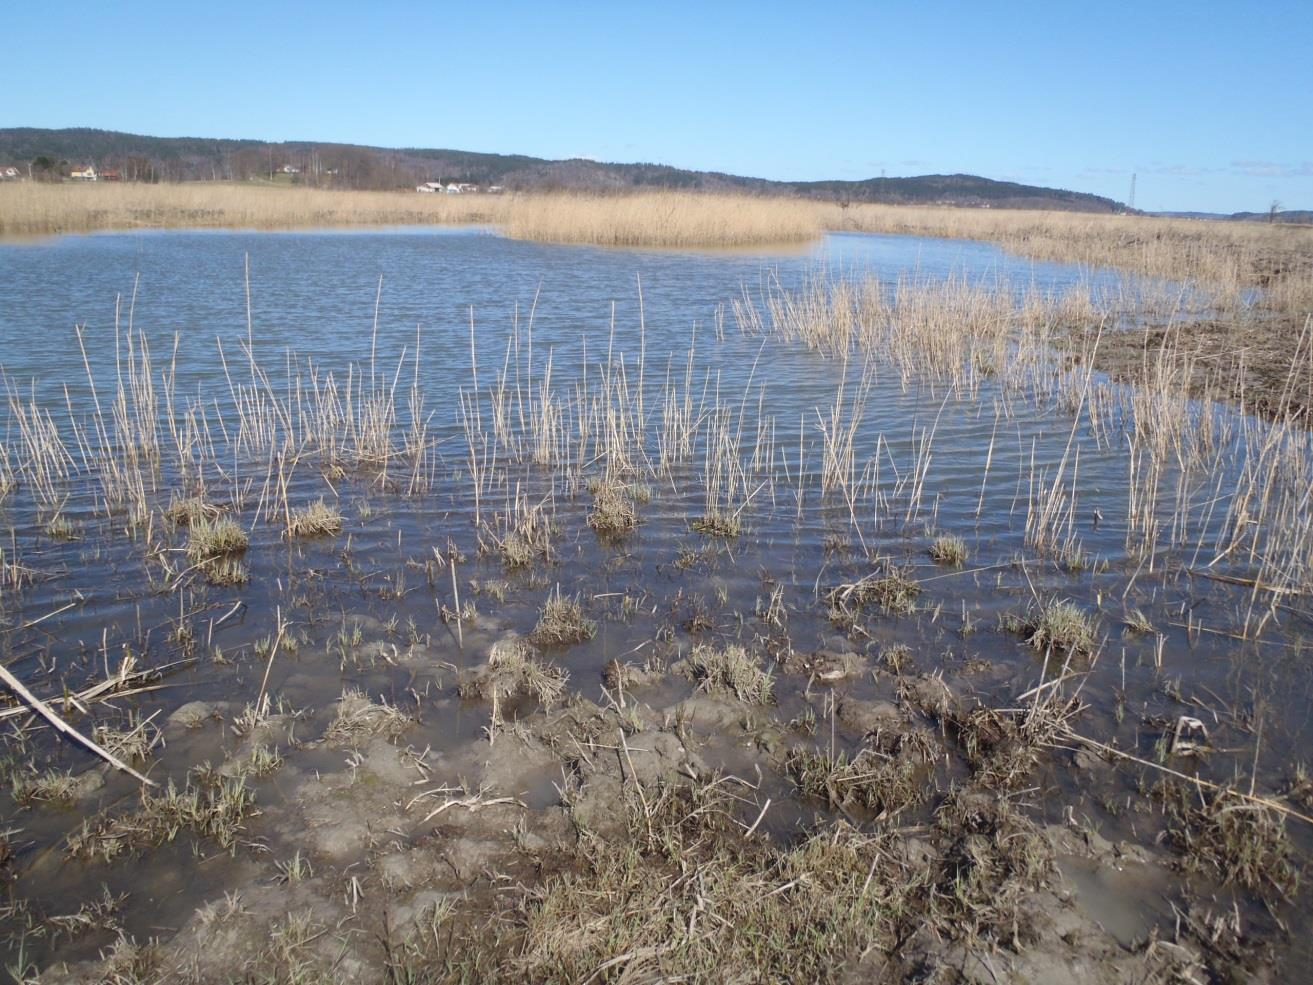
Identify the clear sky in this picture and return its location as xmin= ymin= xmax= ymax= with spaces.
xmin=6 ymin=0 xmax=1310 ymax=213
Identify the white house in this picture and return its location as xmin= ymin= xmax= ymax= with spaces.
xmin=416 ymin=181 xmax=444 ymax=193
xmin=280 ymin=165 xmax=300 ymax=175
xmin=445 ymin=183 xmax=462 ymax=194
xmin=69 ymin=165 xmax=97 ymax=181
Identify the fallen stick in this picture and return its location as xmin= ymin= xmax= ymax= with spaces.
xmin=1052 ymin=726 xmax=1312 ymax=826
xmin=254 ymin=605 xmax=285 ymax=713
xmin=0 ymin=663 xmax=155 ymax=786
xmin=1186 ymin=568 xmax=1306 ymax=597
xmin=0 ymin=683 xmax=175 ymax=722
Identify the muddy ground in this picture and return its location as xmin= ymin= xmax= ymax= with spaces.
xmin=4 ymin=598 xmax=1299 ymax=984
xmin=1062 ymin=311 xmax=1313 ymax=422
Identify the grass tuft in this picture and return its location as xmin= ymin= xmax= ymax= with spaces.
xmin=166 ymin=496 xmax=222 ymax=527
xmin=827 ymin=556 xmax=921 ymax=629
xmin=690 ymin=510 xmax=742 ymax=539
xmin=186 ymin=517 xmax=249 ymax=561
xmin=1012 ymin=599 xmax=1099 ymax=657
xmin=787 ymin=744 xmax=931 ymax=819
xmin=928 ymin=534 xmax=968 ymax=566
xmin=461 ymin=636 xmax=569 ymax=709
xmin=586 ymin=478 xmax=638 ymax=537
xmin=286 ymin=498 xmax=343 ymax=537
xmin=529 ymin=591 xmax=597 ymax=647
xmin=679 ymin=643 xmax=774 ymax=704
xmin=67 ymin=774 xmax=255 ymax=862
xmin=323 ymin=688 xmax=413 ymax=745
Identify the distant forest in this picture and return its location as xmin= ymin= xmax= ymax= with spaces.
xmin=0 ymin=127 xmax=1129 ymax=212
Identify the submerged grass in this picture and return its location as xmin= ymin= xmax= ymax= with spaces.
xmin=66 ymin=774 xmax=255 ymax=862
xmin=1162 ymin=783 xmax=1300 ymax=900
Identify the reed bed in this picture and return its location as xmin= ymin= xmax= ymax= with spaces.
xmin=0 ymin=181 xmax=507 ymax=237
xmin=0 ymin=184 xmax=821 ymax=247
xmin=825 ymin=202 xmax=1313 ymax=314
xmin=502 ymin=191 xmax=822 ymax=247
xmin=4 ymin=184 xmax=1309 ymax=303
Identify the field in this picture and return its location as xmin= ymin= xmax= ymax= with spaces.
xmin=1 ymin=197 xmax=1312 ymax=981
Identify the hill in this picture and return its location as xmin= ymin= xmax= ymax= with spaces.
xmin=0 ymin=127 xmax=1122 ymax=213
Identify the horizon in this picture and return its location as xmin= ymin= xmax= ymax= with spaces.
xmin=4 ymin=122 xmax=1295 ymax=216
xmin=6 ymin=1 xmax=1311 ymax=213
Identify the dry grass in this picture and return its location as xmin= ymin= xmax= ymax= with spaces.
xmin=460 ymin=636 xmax=568 ymax=709
xmin=0 ymin=180 xmax=504 ymax=237
xmin=7 ymin=185 xmax=1309 ymax=307
xmin=185 ymin=516 xmax=248 ymax=561
xmin=826 ymin=201 xmax=1313 ymax=311
xmin=678 ymin=643 xmax=774 ymax=704
xmin=504 ymin=190 xmax=822 ymax=247
xmin=285 ymin=498 xmax=343 ymax=538
xmin=414 ymin=775 xmax=1066 ymax=982
xmin=529 ymin=591 xmax=597 ymax=647
xmin=0 ymin=184 xmax=818 ymax=248
xmin=323 ymin=688 xmax=413 ymax=744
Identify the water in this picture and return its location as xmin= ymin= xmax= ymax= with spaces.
xmin=1 ymin=227 xmax=1309 ymax=978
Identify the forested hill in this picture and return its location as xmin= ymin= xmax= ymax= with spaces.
xmin=0 ymin=127 xmax=1123 ymax=212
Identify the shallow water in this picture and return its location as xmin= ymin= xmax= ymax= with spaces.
xmin=1 ymin=227 xmax=1310 ymax=978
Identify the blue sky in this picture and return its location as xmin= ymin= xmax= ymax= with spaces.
xmin=6 ymin=1 xmax=1310 ymax=212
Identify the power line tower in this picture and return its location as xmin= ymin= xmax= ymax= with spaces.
xmin=1127 ymin=173 xmax=1137 ymax=212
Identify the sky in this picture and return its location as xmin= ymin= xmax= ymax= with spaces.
xmin=5 ymin=0 xmax=1311 ymax=213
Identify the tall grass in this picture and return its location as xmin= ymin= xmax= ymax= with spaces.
xmin=825 ymin=201 xmax=1313 ymax=309
xmin=0 ymin=181 xmax=506 ymax=237
xmin=503 ymin=191 xmax=822 ymax=247
xmin=3 ymin=255 xmax=1313 ymax=638
xmin=4 ymin=185 xmax=1310 ymax=317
